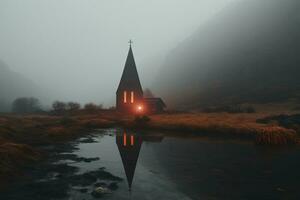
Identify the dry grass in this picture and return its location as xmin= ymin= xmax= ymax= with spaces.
xmin=0 ymin=112 xmax=299 ymax=146
xmin=255 ymin=127 xmax=297 ymax=145
xmin=0 ymin=113 xmax=120 ymax=143
xmin=0 ymin=143 xmax=41 ymax=181
xmin=137 ymin=113 xmax=299 ymax=145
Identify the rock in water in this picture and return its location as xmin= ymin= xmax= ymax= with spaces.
xmin=91 ymin=187 xmax=112 ymax=198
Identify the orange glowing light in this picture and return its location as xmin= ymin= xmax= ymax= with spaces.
xmin=137 ymin=105 xmax=143 ymax=112
xmin=123 ymin=133 xmax=127 ymax=146
xmin=130 ymin=135 xmax=134 ymax=146
xmin=131 ymin=91 xmax=134 ymax=103
xmin=123 ymin=91 xmax=127 ymax=103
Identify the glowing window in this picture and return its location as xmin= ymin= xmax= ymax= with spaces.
xmin=123 ymin=91 xmax=127 ymax=103
xmin=130 ymin=135 xmax=134 ymax=146
xmin=131 ymin=91 xmax=134 ymax=103
xmin=123 ymin=133 xmax=127 ymax=146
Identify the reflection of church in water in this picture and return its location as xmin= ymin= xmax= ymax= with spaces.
xmin=116 ymin=132 xmax=163 ymax=190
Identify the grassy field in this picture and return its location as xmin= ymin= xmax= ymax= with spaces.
xmin=0 ymin=109 xmax=299 ymax=185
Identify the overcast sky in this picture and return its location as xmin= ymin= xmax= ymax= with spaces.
xmin=0 ymin=0 xmax=236 ymax=106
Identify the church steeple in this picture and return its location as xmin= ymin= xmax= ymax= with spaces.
xmin=117 ymin=41 xmax=143 ymax=94
xmin=115 ymin=40 xmax=166 ymax=113
xmin=128 ymin=39 xmax=133 ymax=47
xmin=116 ymin=41 xmax=144 ymax=113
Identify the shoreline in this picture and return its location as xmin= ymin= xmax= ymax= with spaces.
xmin=0 ymin=112 xmax=299 ymax=185
xmin=123 ymin=113 xmax=299 ymax=145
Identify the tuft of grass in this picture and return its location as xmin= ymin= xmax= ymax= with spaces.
xmin=257 ymin=114 xmax=300 ymax=134
xmin=0 ymin=143 xmax=41 ymax=181
xmin=255 ymin=127 xmax=297 ymax=145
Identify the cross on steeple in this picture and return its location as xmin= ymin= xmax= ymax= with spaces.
xmin=128 ymin=40 xmax=133 ymax=47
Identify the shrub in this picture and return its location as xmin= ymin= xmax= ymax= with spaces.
xmin=84 ymin=103 xmax=98 ymax=112
xmin=12 ymin=97 xmax=41 ymax=113
xmin=60 ymin=116 xmax=75 ymax=126
xmin=67 ymin=102 xmax=81 ymax=111
xmin=134 ymin=115 xmax=151 ymax=126
xmin=84 ymin=103 xmax=103 ymax=112
xmin=52 ymin=101 xmax=67 ymax=114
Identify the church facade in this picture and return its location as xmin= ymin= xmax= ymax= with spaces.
xmin=116 ymin=42 xmax=166 ymax=114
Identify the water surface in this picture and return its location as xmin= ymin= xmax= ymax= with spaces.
xmin=1 ymin=128 xmax=300 ymax=200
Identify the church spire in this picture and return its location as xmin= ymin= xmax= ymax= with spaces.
xmin=128 ymin=39 xmax=133 ymax=47
xmin=116 ymin=41 xmax=143 ymax=94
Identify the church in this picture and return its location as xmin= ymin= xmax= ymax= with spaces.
xmin=116 ymin=41 xmax=166 ymax=114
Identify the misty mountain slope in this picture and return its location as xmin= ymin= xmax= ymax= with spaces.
xmin=0 ymin=60 xmax=43 ymax=111
xmin=154 ymin=0 xmax=300 ymax=109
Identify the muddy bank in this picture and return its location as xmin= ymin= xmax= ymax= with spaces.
xmin=0 ymin=143 xmax=41 ymax=183
xmin=0 ymin=135 xmax=123 ymax=200
xmin=0 ymin=114 xmax=119 ymax=186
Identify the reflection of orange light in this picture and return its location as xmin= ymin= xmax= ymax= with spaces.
xmin=123 ymin=133 xmax=127 ymax=146
xmin=130 ymin=135 xmax=134 ymax=146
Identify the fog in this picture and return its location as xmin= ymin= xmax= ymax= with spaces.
xmin=152 ymin=0 xmax=300 ymax=109
xmin=0 ymin=0 xmax=235 ymax=107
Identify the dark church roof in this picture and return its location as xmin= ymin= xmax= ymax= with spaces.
xmin=117 ymin=45 xmax=143 ymax=94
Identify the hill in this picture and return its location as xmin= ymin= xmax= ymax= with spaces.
xmin=153 ymin=0 xmax=300 ymax=109
xmin=0 ymin=60 xmax=43 ymax=112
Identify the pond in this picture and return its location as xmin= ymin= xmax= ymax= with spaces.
xmin=1 ymin=128 xmax=300 ymax=200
